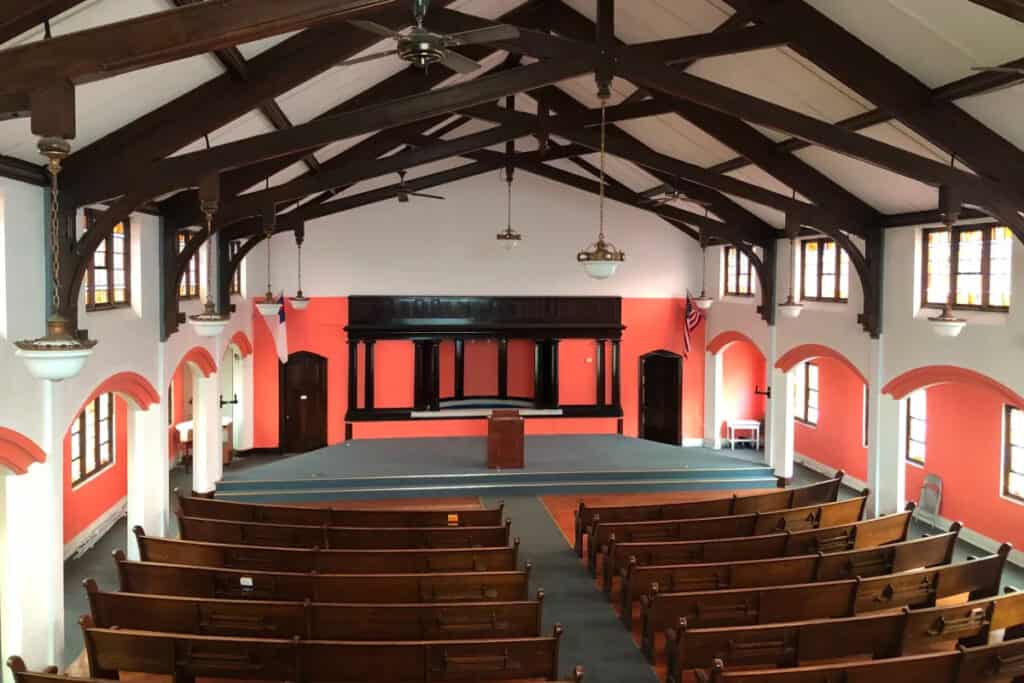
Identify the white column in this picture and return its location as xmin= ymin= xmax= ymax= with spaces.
xmin=237 ymin=352 xmax=254 ymax=451
xmin=767 ymin=364 xmax=794 ymax=480
xmin=762 ymin=324 xmax=780 ymax=470
xmin=866 ymin=337 xmax=905 ymax=516
xmin=192 ymin=369 xmax=223 ymax=494
xmin=703 ymin=350 xmax=724 ymax=449
xmin=1 ymin=382 xmax=63 ymax=677
xmin=126 ymin=403 xmax=169 ymax=558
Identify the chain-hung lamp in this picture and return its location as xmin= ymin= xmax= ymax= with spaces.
xmin=290 ymin=224 xmax=310 ymax=311
xmin=255 ymin=183 xmax=282 ymax=318
xmin=188 ymin=173 xmax=231 ymax=337
xmin=496 ymin=106 xmax=522 ymax=251
xmin=692 ymin=213 xmax=714 ymax=311
xmin=15 ymin=136 xmax=98 ymax=381
xmin=777 ymin=193 xmax=804 ymax=319
xmin=929 ymin=181 xmax=966 ymax=337
xmin=577 ymin=99 xmax=625 ymax=279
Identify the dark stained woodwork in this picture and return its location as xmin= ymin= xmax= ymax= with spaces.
xmin=638 ymin=350 xmax=682 ymax=447
xmin=487 ymin=410 xmax=524 ymax=469
xmin=970 ymin=0 xmax=1024 ymax=22
xmin=595 ymin=339 xmax=606 ymax=406
xmin=0 ymin=1 xmax=90 ymax=45
xmin=611 ymin=340 xmax=621 ymax=408
xmin=347 ymin=340 xmax=359 ymax=411
xmin=364 ymin=340 xmax=375 ymax=411
xmin=279 ymin=351 xmax=328 ymax=454
xmin=497 ymin=337 xmax=508 ymax=398
xmin=454 ymin=338 xmax=465 ymax=400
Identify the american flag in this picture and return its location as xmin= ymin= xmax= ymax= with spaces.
xmin=683 ymin=293 xmax=704 ymax=358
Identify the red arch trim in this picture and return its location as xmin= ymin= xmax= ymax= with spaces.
xmin=229 ymin=331 xmax=253 ymax=358
xmin=882 ymin=365 xmax=1024 ymax=406
xmin=708 ymin=330 xmax=763 ymax=356
xmin=76 ymin=371 xmax=161 ymax=415
xmin=180 ymin=346 xmax=217 ymax=378
xmin=775 ymin=344 xmax=867 ymax=384
xmin=0 ymin=427 xmax=47 ymax=474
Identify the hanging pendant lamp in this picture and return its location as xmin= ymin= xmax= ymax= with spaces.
xmin=577 ymin=99 xmax=624 ymax=279
xmin=15 ymin=137 xmax=98 ymax=381
xmin=290 ymin=226 xmax=310 ymax=311
xmin=929 ymin=176 xmax=966 ymax=337
xmin=692 ymin=212 xmax=714 ymax=311
xmin=255 ymin=181 xmax=282 ymax=318
xmin=188 ymin=173 xmax=231 ymax=337
xmin=496 ymin=168 xmax=522 ymax=250
xmin=778 ymin=236 xmax=804 ymax=319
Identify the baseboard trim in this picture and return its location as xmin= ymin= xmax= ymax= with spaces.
xmin=64 ymin=497 xmax=126 ymax=560
xmin=793 ymin=453 xmax=1024 ymax=568
xmin=682 ymin=438 xmax=704 ymax=447
xmin=234 ymin=447 xmax=282 ymax=457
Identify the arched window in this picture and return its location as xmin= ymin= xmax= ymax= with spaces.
xmin=70 ymin=393 xmax=115 ymax=485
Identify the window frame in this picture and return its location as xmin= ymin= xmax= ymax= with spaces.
xmin=70 ymin=393 xmax=115 ymax=487
xmin=84 ymin=209 xmax=132 ymax=311
xmin=177 ymin=233 xmax=201 ymax=300
xmin=906 ymin=390 xmax=927 ymax=466
xmin=800 ymin=238 xmax=849 ymax=303
xmin=794 ymin=362 xmax=819 ymax=427
xmin=228 ymin=240 xmax=242 ymax=296
xmin=921 ymin=224 xmax=1011 ymax=313
xmin=1004 ymin=405 xmax=1024 ymax=503
xmin=723 ymin=246 xmax=755 ymax=297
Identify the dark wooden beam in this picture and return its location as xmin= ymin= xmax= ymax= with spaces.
xmin=0 ymin=0 xmax=395 ymax=96
xmin=969 ymin=0 xmax=1024 ymax=22
xmin=882 ymin=207 xmax=992 ymax=228
xmin=0 ymin=0 xmax=90 ymax=45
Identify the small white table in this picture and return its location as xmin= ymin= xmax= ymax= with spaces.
xmin=727 ymin=419 xmax=761 ymax=450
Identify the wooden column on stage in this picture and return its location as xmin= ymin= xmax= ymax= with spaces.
xmin=487 ymin=409 xmax=524 ymax=469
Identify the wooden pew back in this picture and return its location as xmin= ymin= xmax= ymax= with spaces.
xmin=619 ymin=528 xmax=960 ymax=618
xmin=667 ymin=589 xmax=1024 ymax=679
xmin=177 ymin=514 xmax=512 ymax=549
xmin=86 ymin=580 xmax=545 ymax=640
xmin=176 ymin=490 xmax=504 ymax=527
xmin=639 ymin=547 xmax=1010 ymax=660
xmin=135 ymin=528 xmax=519 ymax=573
xmin=573 ymin=475 xmax=844 ymax=555
xmin=80 ymin=617 xmax=566 ymax=683
xmin=114 ymin=552 xmax=532 ymax=603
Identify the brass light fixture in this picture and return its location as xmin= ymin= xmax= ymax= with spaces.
xmin=778 ymin=192 xmax=804 ymax=319
xmin=496 ymin=166 xmax=522 ymax=250
xmin=577 ymin=99 xmax=624 ymax=279
xmin=692 ymin=212 xmax=713 ymax=311
xmin=255 ymin=181 xmax=282 ymax=318
xmin=188 ymin=171 xmax=230 ymax=337
xmin=15 ymin=137 xmax=97 ymax=381
xmin=290 ymin=226 xmax=310 ymax=311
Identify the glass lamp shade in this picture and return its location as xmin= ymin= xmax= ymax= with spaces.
xmin=778 ymin=295 xmax=804 ymax=319
xmin=188 ymin=301 xmax=230 ymax=337
xmin=929 ymin=307 xmax=966 ymax=337
xmin=496 ymin=228 xmax=522 ymax=251
xmin=14 ymin=314 xmax=97 ymax=381
xmin=577 ymin=238 xmax=625 ymax=280
xmin=693 ymin=291 xmax=714 ymax=311
xmin=290 ymin=293 xmax=311 ymax=311
xmin=256 ymin=292 xmax=282 ymax=318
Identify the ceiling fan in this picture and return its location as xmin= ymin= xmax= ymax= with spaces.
xmin=340 ymin=0 xmax=520 ymax=74
xmin=640 ymin=184 xmax=712 ymax=208
xmin=395 ymin=171 xmax=445 ymax=203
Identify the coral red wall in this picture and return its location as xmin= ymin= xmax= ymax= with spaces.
xmin=719 ymin=341 xmax=766 ymax=437
xmin=794 ymin=357 xmax=868 ymax=482
xmin=253 ymin=297 xmax=705 ymax=445
xmin=904 ymin=382 xmax=1024 ymax=549
xmin=63 ymin=396 xmax=128 ymax=543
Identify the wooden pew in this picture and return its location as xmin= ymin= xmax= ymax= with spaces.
xmin=79 ymin=617 xmax=573 ymax=683
xmin=114 ymin=551 xmax=532 ymax=603
xmin=177 ymin=513 xmax=512 ymax=549
xmin=135 ymin=527 xmax=520 ymax=573
xmin=575 ymin=474 xmax=844 ymax=558
xmin=596 ymin=494 xmax=868 ymax=584
xmin=176 ymin=489 xmax=505 ymax=527
xmin=619 ymin=525 xmax=961 ymax=623
xmin=608 ymin=506 xmax=914 ymax=590
xmin=665 ymin=587 xmax=1024 ymax=682
xmin=638 ymin=547 xmax=1010 ymax=661
xmin=697 ymin=637 xmax=1024 ymax=683
xmin=85 ymin=579 xmax=547 ymax=640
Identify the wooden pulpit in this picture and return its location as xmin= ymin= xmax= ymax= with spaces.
xmin=487 ymin=409 xmax=524 ymax=469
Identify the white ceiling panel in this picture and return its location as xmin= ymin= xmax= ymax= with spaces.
xmin=957 ymin=84 xmax=1024 ymax=154
xmin=560 ymin=0 xmax=731 ymax=42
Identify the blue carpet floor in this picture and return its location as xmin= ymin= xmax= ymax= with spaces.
xmin=483 ymin=495 xmax=658 ymax=683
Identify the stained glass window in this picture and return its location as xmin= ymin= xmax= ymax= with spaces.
xmin=229 ymin=240 xmax=242 ymax=295
xmin=85 ymin=210 xmax=131 ymax=310
xmin=923 ymin=225 xmax=1011 ymax=311
xmin=801 ymin=238 xmax=850 ymax=302
xmin=724 ymin=246 xmax=755 ymax=296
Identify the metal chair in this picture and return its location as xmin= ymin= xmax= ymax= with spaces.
xmin=916 ymin=473 xmax=943 ymax=531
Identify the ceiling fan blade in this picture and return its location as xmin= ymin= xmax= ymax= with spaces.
xmin=439 ymin=49 xmax=481 ymax=74
xmin=410 ymin=192 xmax=446 ymax=200
xmin=337 ymin=49 xmax=400 ymax=67
xmin=444 ymin=24 xmax=520 ymax=47
xmin=348 ymin=19 xmax=403 ymax=39
xmin=972 ymin=66 xmax=1024 ymax=74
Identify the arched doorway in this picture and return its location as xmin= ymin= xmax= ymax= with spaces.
xmin=705 ymin=331 xmax=768 ymax=452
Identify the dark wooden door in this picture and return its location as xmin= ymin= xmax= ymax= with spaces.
xmin=638 ymin=350 xmax=682 ymax=446
xmin=280 ymin=351 xmax=328 ymax=453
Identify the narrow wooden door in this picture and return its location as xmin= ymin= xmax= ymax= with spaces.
xmin=279 ymin=351 xmax=328 ymax=453
xmin=638 ymin=350 xmax=682 ymax=446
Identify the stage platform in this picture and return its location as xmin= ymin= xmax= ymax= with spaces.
xmin=217 ymin=435 xmax=776 ymax=502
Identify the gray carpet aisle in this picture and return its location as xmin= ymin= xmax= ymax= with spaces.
xmin=483 ymin=495 xmax=658 ymax=683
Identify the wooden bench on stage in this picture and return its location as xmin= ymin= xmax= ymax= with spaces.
xmin=576 ymin=475 xmax=845 ymax=563
xmin=85 ymin=579 xmax=547 ymax=640
xmin=608 ymin=506 xmax=915 ymax=593
xmin=666 ymin=588 xmax=1024 ymax=682
xmin=619 ymin=525 xmax=961 ymax=622
xmin=79 ymin=616 xmax=576 ymax=683
xmin=177 ymin=513 xmax=512 ymax=549
xmin=176 ymin=489 xmax=505 ymax=527
xmin=639 ymin=547 xmax=1010 ymax=660
xmin=598 ymin=494 xmax=870 ymax=589
xmin=135 ymin=527 xmax=520 ymax=573
xmin=115 ymin=552 xmax=532 ymax=603
xmin=698 ymin=638 xmax=1024 ymax=683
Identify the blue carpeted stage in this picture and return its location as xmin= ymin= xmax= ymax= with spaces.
xmin=218 ymin=435 xmax=775 ymax=502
